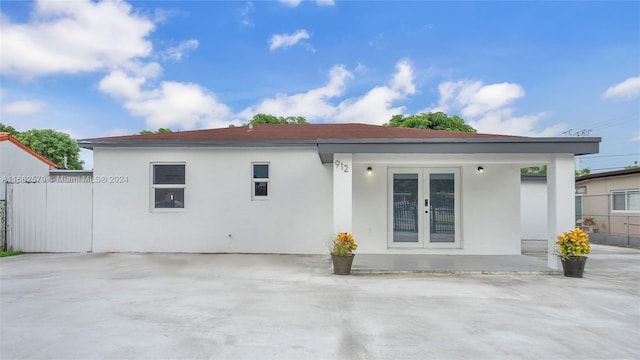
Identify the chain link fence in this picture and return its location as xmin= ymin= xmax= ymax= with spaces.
xmin=576 ymin=194 xmax=639 ymax=248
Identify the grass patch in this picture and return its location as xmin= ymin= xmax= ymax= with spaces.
xmin=0 ymin=250 xmax=24 ymax=258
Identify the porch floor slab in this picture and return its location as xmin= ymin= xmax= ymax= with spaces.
xmin=351 ymin=254 xmax=559 ymax=275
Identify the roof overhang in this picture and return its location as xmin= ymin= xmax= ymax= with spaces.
xmin=316 ymin=137 xmax=601 ymax=164
xmin=77 ymin=136 xmax=601 ymax=164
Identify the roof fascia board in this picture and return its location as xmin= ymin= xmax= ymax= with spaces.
xmin=77 ymin=139 xmax=319 ymax=150
xmin=317 ymin=141 xmax=599 ymax=163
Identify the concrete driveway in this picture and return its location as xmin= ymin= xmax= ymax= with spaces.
xmin=1 ymin=245 xmax=639 ymax=360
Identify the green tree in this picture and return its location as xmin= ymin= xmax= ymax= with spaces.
xmin=386 ymin=112 xmax=476 ymax=132
xmin=0 ymin=123 xmax=19 ymax=136
xmin=521 ymin=165 xmax=547 ymax=174
xmin=522 ymin=165 xmax=592 ymax=178
xmin=15 ymin=129 xmax=83 ymax=170
xmin=624 ymin=161 xmax=639 ymax=170
xmin=248 ymin=114 xmax=308 ymax=125
xmin=139 ymin=128 xmax=173 ymax=135
xmin=575 ymin=168 xmax=591 ymax=178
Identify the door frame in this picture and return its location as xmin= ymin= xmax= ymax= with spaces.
xmin=387 ymin=167 xmax=462 ymax=249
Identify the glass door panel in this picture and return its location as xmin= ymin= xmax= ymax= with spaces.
xmin=392 ymin=173 xmax=419 ymax=243
xmin=428 ymin=173 xmax=455 ymax=243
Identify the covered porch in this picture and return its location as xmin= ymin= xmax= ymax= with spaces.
xmin=320 ymin=136 xmax=600 ymax=270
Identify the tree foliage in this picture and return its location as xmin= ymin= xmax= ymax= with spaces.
xmin=522 ymin=165 xmax=591 ymax=178
xmin=15 ymin=129 xmax=83 ymax=170
xmin=0 ymin=123 xmax=19 ymax=136
xmin=248 ymin=114 xmax=308 ymax=125
xmin=575 ymin=168 xmax=591 ymax=178
xmin=386 ymin=112 xmax=476 ymax=132
xmin=624 ymin=161 xmax=639 ymax=170
xmin=139 ymin=128 xmax=173 ymax=135
xmin=521 ymin=165 xmax=547 ymax=174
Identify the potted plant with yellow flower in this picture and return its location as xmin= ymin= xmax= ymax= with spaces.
xmin=556 ymin=227 xmax=590 ymax=278
xmin=330 ymin=232 xmax=357 ymax=275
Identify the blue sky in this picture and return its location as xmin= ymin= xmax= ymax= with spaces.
xmin=1 ymin=0 xmax=638 ymax=171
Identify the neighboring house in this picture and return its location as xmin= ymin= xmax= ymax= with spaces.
xmin=576 ymin=168 xmax=640 ymax=247
xmin=78 ymin=124 xmax=600 ymax=268
xmin=0 ymin=132 xmax=58 ymax=200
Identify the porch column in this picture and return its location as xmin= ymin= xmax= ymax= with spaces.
xmin=547 ymin=154 xmax=576 ymax=269
xmin=333 ymin=153 xmax=353 ymax=234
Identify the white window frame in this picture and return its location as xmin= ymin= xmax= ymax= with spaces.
xmin=611 ymin=189 xmax=640 ymax=213
xmin=150 ymin=162 xmax=186 ymax=212
xmin=251 ymin=162 xmax=270 ymax=200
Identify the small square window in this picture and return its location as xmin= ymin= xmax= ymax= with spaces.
xmin=252 ymin=163 xmax=270 ymax=199
xmin=253 ymin=164 xmax=269 ymax=179
xmin=154 ymin=188 xmax=185 ymax=208
xmin=154 ymin=165 xmax=185 ymax=184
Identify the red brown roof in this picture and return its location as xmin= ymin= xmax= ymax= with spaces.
xmin=0 ymin=132 xmax=58 ymax=168
xmin=83 ymin=123 xmax=518 ymax=142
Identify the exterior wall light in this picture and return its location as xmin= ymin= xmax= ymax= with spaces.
xmin=367 ymin=167 xmax=373 ymax=174
xmin=477 ymin=166 xmax=484 ymax=174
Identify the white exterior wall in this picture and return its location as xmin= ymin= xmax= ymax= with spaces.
xmin=92 ymin=148 xmax=571 ymax=256
xmin=0 ymin=140 xmax=51 ymax=200
xmin=521 ymin=181 xmax=548 ymax=239
xmin=351 ymin=154 xmax=525 ymax=255
xmin=92 ymin=147 xmax=333 ymax=253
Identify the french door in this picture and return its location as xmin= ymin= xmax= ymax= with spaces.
xmin=387 ymin=168 xmax=461 ymax=248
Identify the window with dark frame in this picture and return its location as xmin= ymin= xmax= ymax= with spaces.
xmin=252 ymin=163 xmax=269 ymax=199
xmin=152 ymin=164 xmax=185 ymax=209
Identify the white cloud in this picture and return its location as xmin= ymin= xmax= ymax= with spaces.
xmin=239 ymin=1 xmax=254 ymax=27
xmin=425 ymin=79 xmax=564 ymax=136
xmin=278 ymin=0 xmax=334 ymax=7
xmin=632 ymin=133 xmax=640 ymax=142
xmin=269 ymin=29 xmax=311 ymax=51
xmin=334 ymin=60 xmax=416 ymax=124
xmin=240 ymin=64 xmax=353 ymax=120
xmin=1 ymin=0 xmax=155 ymax=78
xmin=1 ymin=100 xmax=46 ymax=115
xmin=278 ymin=0 xmax=303 ymax=7
xmin=99 ymin=70 xmax=234 ymax=130
xmin=242 ymin=60 xmax=416 ymax=125
xmin=603 ymin=76 xmax=640 ymax=100
xmin=162 ymin=39 xmax=199 ymax=62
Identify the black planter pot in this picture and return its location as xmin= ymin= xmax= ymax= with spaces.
xmin=331 ymin=254 xmax=355 ymax=275
xmin=561 ymin=256 xmax=587 ymax=278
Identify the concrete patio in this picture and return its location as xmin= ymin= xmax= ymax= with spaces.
xmin=1 ymin=243 xmax=638 ymax=359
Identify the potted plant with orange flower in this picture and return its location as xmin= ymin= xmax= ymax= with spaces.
xmin=330 ymin=232 xmax=357 ymax=275
xmin=556 ymin=227 xmax=591 ymax=278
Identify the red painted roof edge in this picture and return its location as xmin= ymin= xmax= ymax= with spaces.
xmin=0 ymin=132 xmax=59 ymax=168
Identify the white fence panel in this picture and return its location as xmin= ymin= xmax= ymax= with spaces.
xmin=8 ymin=182 xmax=92 ymax=252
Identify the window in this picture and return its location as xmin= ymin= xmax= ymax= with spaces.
xmin=252 ymin=163 xmax=269 ymax=199
xmin=611 ymin=189 xmax=639 ymax=212
xmin=152 ymin=164 xmax=185 ymax=210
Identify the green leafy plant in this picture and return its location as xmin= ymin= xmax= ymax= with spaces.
xmin=555 ymin=228 xmax=590 ymax=260
xmin=0 ymin=249 xmax=24 ymax=258
xmin=330 ymin=232 xmax=357 ymax=256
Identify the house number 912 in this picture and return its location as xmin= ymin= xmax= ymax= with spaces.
xmin=334 ymin=160 xmax=349 ymax=173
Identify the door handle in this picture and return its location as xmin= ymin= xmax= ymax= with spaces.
xmin=425 ymin=199 xmax=429 ymax=213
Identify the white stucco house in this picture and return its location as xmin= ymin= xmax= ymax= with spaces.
xmin=78 ymin=124 xmax=600 ymax=268
xmin=0 ymin=132 xmax=58 ymax=200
